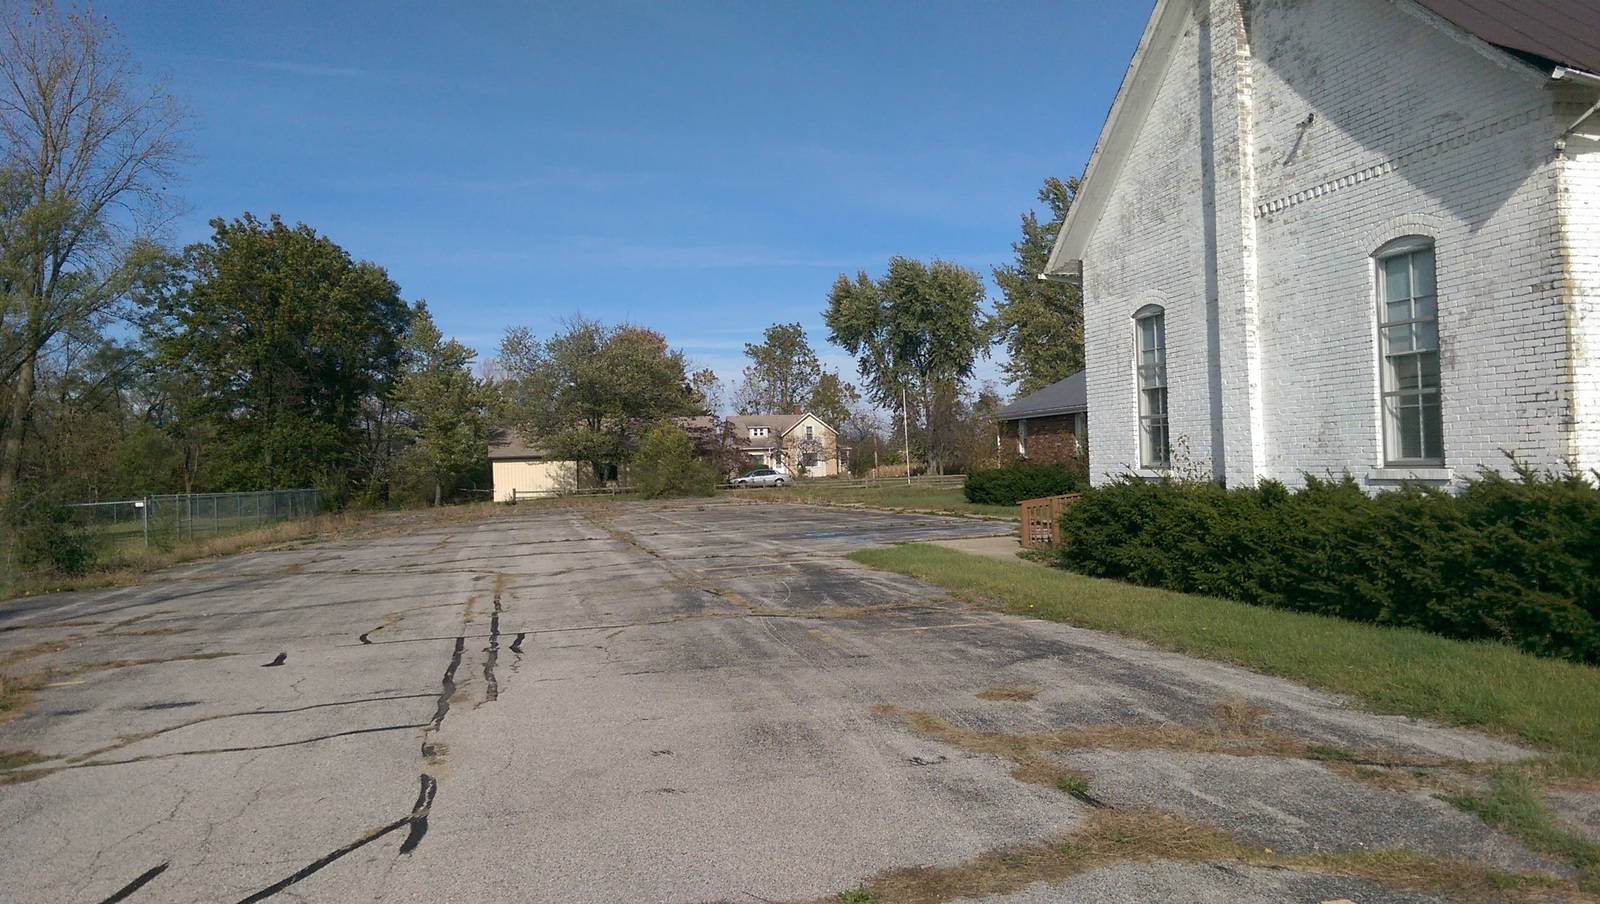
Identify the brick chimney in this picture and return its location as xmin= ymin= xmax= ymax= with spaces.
xmin=792 ymin=404 xmax=802 ymax=415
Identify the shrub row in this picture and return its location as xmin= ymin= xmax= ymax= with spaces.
xmin=1056 ymin=467 xmax=1600 ymax=664
xmin=964 ymin=460 xmax=1088 ymax=506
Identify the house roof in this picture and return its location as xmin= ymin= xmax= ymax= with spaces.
xmin=1043 ymin=0 xmax=1600 ymax=280
xmin=1411 ymin=0 xmax=1600 ymax=75
xmin=996 ymin=372 xmax=1088 ymax=421
xmin=726 ymin=412 xmax=836 ymax=435
xmin=487 ymin=427 xmax=552 ymax=461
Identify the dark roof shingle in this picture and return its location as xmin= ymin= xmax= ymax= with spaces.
xmin=996 ymin=372 xmax=1088 ymax=420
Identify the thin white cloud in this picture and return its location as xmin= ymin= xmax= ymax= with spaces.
xmin=250 ymin=60 xmax=366 ymax=78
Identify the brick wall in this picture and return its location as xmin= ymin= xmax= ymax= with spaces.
xmin=1079 ymin=0 xmax=1595 ymax=489
xmin=1563 ymin=143 xmax=1600 ymax=474
xmin=999 ymin=415 xmax=1082 ymax=466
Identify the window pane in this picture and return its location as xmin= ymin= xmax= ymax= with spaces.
xmin=1393 ymin=357 xmax=1421 ymax=391
xmin=1139 ymin=318 xmax=1156 ymax=351
xmin=1421 ymin=393 xmax=1443 ymax=460
xmin=1385 ymin=323 xmax=1414 ymax=353
xmin=1397 ymin=400 xmax=1423 ymax=460
xmin=1385 ymin=256 xmax=1411 ymax=302
xmin=1385 ymin=299 xmax=1412 ymax=324
xmin=1414 ymin=295 xmax=1436 ymax=320
xmin=1415 ymin=319 xmax=1438 ymax=351
xmin=1419 ymin=351 xmax=1440 ymax=388
xmin=1414 ymin=248 xmax=1435 ymax=297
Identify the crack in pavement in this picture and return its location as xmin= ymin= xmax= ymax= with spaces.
xmin=41 ymin=693 xmax=439 ymax=768
xmin=95 ymin=861 xmax=169 ymax=904
xmin=234 ymin=774 xmax=437 ymax=904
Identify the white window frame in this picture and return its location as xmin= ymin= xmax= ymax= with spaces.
xmin=1134 ymin=306 xmax=1169 ymax=469
xmin=1017 ymin=419 xmax=1028 ymax=458
xmin=1375 ymin=237 xmax=1443 ymax=466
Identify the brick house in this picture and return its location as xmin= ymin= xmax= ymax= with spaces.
xmin=996 ymin=371 xmax=1088 ymax=466
xmin=1043 ymin=0 xmax=1600 ymax=489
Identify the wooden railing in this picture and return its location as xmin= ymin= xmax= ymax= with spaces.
xmin=1019 ymin=493 xmax=1082 ymax=550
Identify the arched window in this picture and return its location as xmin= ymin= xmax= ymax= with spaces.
xmin=1134 ymin=305 xmax=1169 ymax=468
xmin=1375 ymin=237 xmax=1442 ymax=464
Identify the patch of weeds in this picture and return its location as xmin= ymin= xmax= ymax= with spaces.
xmin=0 ymin=749 xmax=48 ymax=770
xmin=1446 ymin=768 xmax=1600 ymax=887
xmin=0 ymin=641 xmax=67 ymax=725
xmin=1055 ymin=773 xmax=1090 ymax=795
xmin=1015 ymin=549 xmax=1054 ymax=564
xmin=807 ymin=809 xmax=1576 ymax=904
xmin=1305 ymin=744 xmax=1355 ymax=762
xmin=0 ymin=749 xmax=56 ymax=785
xmin=836 ymin=889 xmax=878 ymax=904
xmin=975 ymin=686 xmax=1036 ymax=702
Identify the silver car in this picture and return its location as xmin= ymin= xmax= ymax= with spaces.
xmin=731 ymin=468 xmax=787 ymax=488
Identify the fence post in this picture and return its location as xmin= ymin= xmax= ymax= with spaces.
xmin=141 ymin=497 xmax=150 ymax=549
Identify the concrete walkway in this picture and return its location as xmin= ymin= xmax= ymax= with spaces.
xmin=927 ymin=532 xmax=1030 ymax=561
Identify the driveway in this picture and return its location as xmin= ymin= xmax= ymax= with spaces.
xmin=0 ymin=499 xmax=1566 ymax=902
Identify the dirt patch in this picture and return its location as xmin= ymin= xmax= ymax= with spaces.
xmin=976 ymin=686 xmax=1036 ymax=702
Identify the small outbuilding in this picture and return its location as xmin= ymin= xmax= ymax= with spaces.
xmin=487 ymin=428 xmax=580 ymax=502
xmin=995 ymin=372 xmax=1088 ymax=466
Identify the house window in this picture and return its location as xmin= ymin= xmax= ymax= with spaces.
xmin=749 ymin=426 xmax=769 ymax=438
xmin=805 ymin=425 xmax=813 ymax=439
xmin=802 ymin=452 xmax=817 ymax=467
xmin=1376 ymin=239 xmax=1442 ymax=464
xmin=1017 ymin=420 xmax=1028 ymax=458
xmin=1135 ymin=307 xmax=1169 ymax=468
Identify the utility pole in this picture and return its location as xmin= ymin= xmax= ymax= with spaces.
xmin=902 ymin=386 xmax=912 ymax=486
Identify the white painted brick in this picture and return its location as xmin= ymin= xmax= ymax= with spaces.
xmin=1077 ymin=0 xmax=1599 ymax=488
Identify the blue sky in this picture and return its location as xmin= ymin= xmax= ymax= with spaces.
xmin=104 ymin=1 xmax=1153 ymax=402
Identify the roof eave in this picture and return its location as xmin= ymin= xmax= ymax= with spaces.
xmin=1044 ymin=0 xmax=1190 ymax=279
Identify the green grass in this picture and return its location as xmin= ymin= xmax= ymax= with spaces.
xmin=1056 ymin=774 xmax=1091 ymax=795
xmin=847 ymin=544 xmax=1600 ymax=778
xmin=1447 ymin=769 xmax=1600 ymax=885
xmin=737 ymin=482 xmax=1017 ymax=519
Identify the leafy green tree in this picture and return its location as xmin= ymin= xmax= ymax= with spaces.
xmin=632 ymin=422 xmax=716 ymax=499
xmin=497 ymin=316 xmax=698 ymax=486
xmin=151 ymin=214 xmax=410 ymax=497
xmin=990 ymin=177 xmax=1084 ymax=395
xmin=0 ymin=2 xmax=188 ymax=504
xmin=806 ymin=370 xmax=858 ymax=432
xmin=824 ymin=257 xmax=988 ymax=474
xmin=393 ymin=302 xmax=489 ymax=506
xmin=689 ymin=368 xmax=723 ymax=415
xmin=736 ymin=322 xmax=821 ymax=415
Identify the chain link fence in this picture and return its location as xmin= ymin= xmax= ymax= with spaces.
xmin=2 ymin=489 xmax=321 ymax=589
xmin=69 ymin=489 xmax=322 ymax=553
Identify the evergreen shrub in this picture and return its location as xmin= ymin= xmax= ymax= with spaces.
xmin=1056 ymin=465 xmax=1600 ymax=663
xmin=964 ymin=460 xmax=1088 ymax=506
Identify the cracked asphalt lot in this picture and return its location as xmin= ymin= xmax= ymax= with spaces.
xmin=0 ymin=499 xmax=1568 ymax=902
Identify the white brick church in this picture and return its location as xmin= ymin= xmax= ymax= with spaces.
xmin=1045 ymin=0 xmax=1600 ymax=489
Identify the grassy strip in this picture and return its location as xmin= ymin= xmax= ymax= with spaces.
xmin=0 ymin=502 xmax=515 ymax=602
xmin=739 ymin=484 xmax=1017 ymax=519
xmin=847 ymin=544 xmax=1600 ymax=779
xmin=1447 ymin=769 xmax=1600 ymax=882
